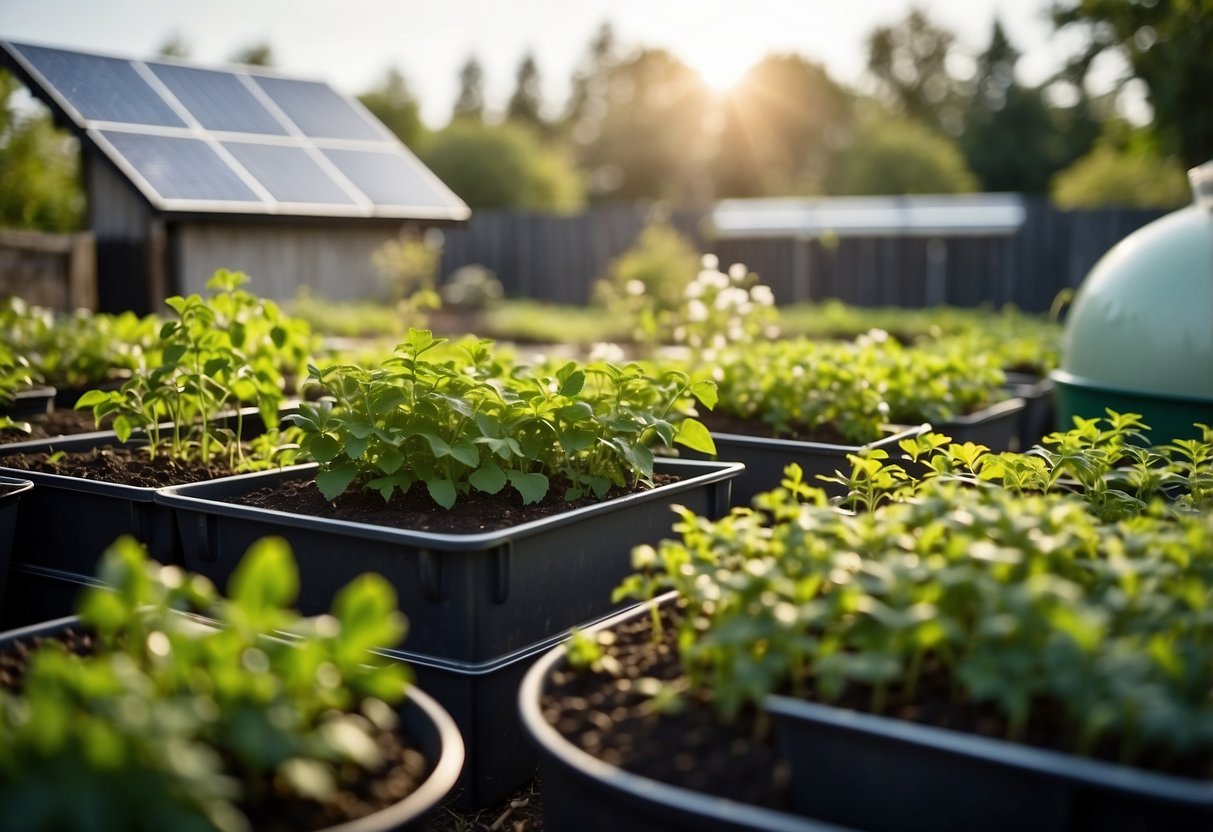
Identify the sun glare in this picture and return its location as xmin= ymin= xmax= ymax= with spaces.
xmin=686 ymin=50 xmax=756 ymax=92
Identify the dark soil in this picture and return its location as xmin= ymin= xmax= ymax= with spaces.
xmin=0 ymin=409 xmax=114 ymax=444
xmin=542 ymin=604 xmax=793 ymax=813
xmin=0 ymin=445 xmax=236 ymax=488
xmin=232 ymin=474 xmax=679 ymax=535
xmin=699 ymin=410 xmax=862 ymax=445
xmin=423 ymin=778 xmax=545 ymax=832
xmin=0 ymin=626 xmax=433 ymax=831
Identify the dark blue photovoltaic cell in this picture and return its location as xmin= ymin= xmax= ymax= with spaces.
xmin=148 ymin=63 xmax=287 ymax=135
xmin=13 ymin=44 xmax=185 ymax=127
xmin=222 ymin=142 xmax=355 ymax=205
xmin=101 ymin=131 xmax=260 ymax=202
xmin=322 ymin=147 xmax=460 ymax=209
xmin=252 ymin=75 xmax=383 ymax=141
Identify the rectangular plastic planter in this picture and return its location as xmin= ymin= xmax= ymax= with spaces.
xmin=0 ymin=475 xmax=34 ymax=621
xmin=156 ymin=458 xmax=741 ymax=664
xmin=933 ymin=396 xmax=1026 ymax=451
xmin=1005 ymin=372 xmax=1057 ymax=450
xmin=682 ymin=424 xmax=928 ymax=508
xmin=766 ymin=694 xmax=1213 ymax=832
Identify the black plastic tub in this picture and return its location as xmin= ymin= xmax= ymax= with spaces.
xmin=6 ymin=385 xmax=55 ymax=421
xmin=766 ymin=694 xmax=1213 ymax=832
xmin=157 ymin=458 xmax=741 ymax=663
xmin=0 ymin=615 xmax=466 ymax=831
xmin=0 ymin=475 xmax=34 ymax=618
xmin=1005 ymin=372 xmax=1058 ymax=449
xmin=0 ymin=562 xmax=100 ymax=630
xmin=933 ymin=396 xmax=1026 ymax=451
xmin=686 ymin=424 xmax=929 ymax=507
xmin=518 ymin=597 xmax=850 ymax=832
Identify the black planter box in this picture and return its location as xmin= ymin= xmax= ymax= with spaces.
xmin=1005 ymin=372 xmax=1058 ymax=449
xmin=934 ymin=396 xmax=1026 ymax=451
xmin=766 ymin=694 xmax=1213 ymax=832
xmin=519 ymin=597 xmax=848 ymax=832
xmin=6 ymin=385 xmax=55 ymax=422
xmin=0 ymin=615 xmax=466 ymax=831
xmin=684 ymin=424 xmax=929 ymax=508
xmin=0 ymin=475 xmax=34 ymax=619
xmin=156 ymin=459 xmax=740 ymax=663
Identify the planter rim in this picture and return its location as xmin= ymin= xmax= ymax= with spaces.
xmin=155 ymin=458 xmax=745 ymax=552
xmin=0 ymin=614 xmax=465 ymax=831
xmin=1051 ymin=369 xmax=1213 ymax=407
xmin=764 ymin=694 xmax=1213 ymax=808
xmin=518 ymin=593 xmax=848 ymax=832
xmin=708 ymin=422 xmax=930 ymax=454
xmin=937 ymin=396 xmax=1025 ymax=428
xmin=0 ymin=474 xmax=34 ymax=501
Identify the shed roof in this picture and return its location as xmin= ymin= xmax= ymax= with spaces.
xmin=711 ymin=193 xmax=1026 ymax=239
xmin=1 ymin=41 xmax=469 ymax=223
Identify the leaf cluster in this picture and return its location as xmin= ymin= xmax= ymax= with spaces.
xmin=0 ymin=535 xmax=410 ymax=832
xmin=76 ymin=271 xmax=310 ymax=470
xmin=289 ymin=328 xmax=717 ymax=509
xmin=617 ymin=464 xmax=1213 ymax=765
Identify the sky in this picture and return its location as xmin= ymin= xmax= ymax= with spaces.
xmin=0 ymin=0 xmax=1135 ymax=128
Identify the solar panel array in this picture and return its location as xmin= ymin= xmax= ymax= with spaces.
xmin=2 ymin=42 xmax=469 ymax=220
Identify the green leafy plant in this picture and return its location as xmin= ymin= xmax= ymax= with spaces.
xmin=289 ymin=328 xmax=717 ymax=509
xmin=616 ymin=465 xmax=1213 ymax=768
xmin=76 ymin=271 xmax=306 ymax=471
xmin=0 ymin=535 xmax=412 ymax=832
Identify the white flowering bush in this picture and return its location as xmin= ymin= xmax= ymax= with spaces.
xmin=671 ymin=254 xmax=779 ymax=352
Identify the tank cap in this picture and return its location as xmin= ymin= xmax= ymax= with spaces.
xmin=1190 ymin=160 xmax=1213 ymax=211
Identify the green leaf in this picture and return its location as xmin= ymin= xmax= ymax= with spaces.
xmin=228 ymin=536 xmax=299 ymax=616
xmin=508 ymin=470 xmax=549 ymax=505
xmin=690 ymin=380 xmax=718 ymax=411
xmin=162 ymin=344 xmax=187 ymax=365
xmin=427 ymin=478 xmax=457 ymax=509
xmin=675 ymin=418 xmax=717 ymax=455
xmin=469 ymin=463 xmax=507 ymax=494
xmin=308 ymin=434 xmax=341 ymax=463
xmin=421 ymin=432 xmax=452 ymax=458
xmin=448 ymin=438 xmax=480 ymax=467
xmin=559 ymin=370 xmax=586 ymax=397
xmin=332 ymin=573 xmax=406 ymax=658
xmin=113 ymin=414 xmax=132 ymax=444
xmin=270 ymin=326 xmax=287 ymax=348
xmin=74 ymin=389 xmax=110 ymax=409
xmin=376 ymin=445 xmax=404 ymax=475
xmin=344 ymin=435 xmax=369 ymax=460
xmin=316 ymin=463 xmax=358 ymax=501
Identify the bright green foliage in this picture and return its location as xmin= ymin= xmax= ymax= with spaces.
xmin=0 ymin=297 xmax=162 ymax=389
xmin=829 ymin=117 xmax=978 ymax=196
xmin=617 ymin=464 xmax=1213 ymax=764
xmin=289 ymin=329 xmax=716 ymax=508
xmin=1051 ymin=145 xmax=1191 ymax=209
xmin=0 ymin=343 xmax=36 ymax=434
xmin=0 ymin=536 xmax=410 ymax=832
xmin=75 ymin=271 xmax=311 ymax=469
xmin=700 ymin=334 xmax=1006 ymax=444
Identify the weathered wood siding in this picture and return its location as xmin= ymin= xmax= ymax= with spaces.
xmin=85 ymin=151 xmax=155 ymax=312
xmin=0 ymin=229 xmax=96 ymax=310
xmin=172 ymin=222 xmax=409 ymax=301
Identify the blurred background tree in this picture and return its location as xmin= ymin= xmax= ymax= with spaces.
xmin=829 ymin=115 xmax=978 ymax=195
xmin=359 ymin=67 xmax=425 ymax=149
xmin=452 ymin=55 xmax=486 ymax=122
xmin=506 ymin=51 xmax=547 ymax=133
xmin=0 ymin=70 xmax=83 ymax=231
xmin=229 ymin=41 xmax=275 ymax=67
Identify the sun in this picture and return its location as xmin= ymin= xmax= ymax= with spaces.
xmin=684 ymin=49 xmax=756 ymax=93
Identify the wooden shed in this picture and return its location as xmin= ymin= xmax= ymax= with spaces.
xmin=2 ymin=41 xmax=469 ymax=313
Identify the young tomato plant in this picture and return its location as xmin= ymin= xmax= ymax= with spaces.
xmin=0 ymin=535 xmax=412 ymax=832
xmin=289 ymin=328 xmax=717 ymax=509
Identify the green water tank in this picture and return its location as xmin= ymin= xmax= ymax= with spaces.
xmin=1052 ymin=162 xmax=1213 ymax=441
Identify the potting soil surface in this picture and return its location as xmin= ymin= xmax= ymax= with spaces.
xmin=0 ymin=446 xmax=236 ymax=487
xmin=234 ymin=474 xmax=679 ymax=535
xmin=0 ymin=409 xmax=112 ymax=444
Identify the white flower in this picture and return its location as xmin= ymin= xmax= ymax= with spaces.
xmin=867 ymin=328 xmax=890 ymax=343
xmin=625 ymin=279 xmax=646 ymax=296
xmin=701 ymin=253 xmax=719 ymax=270
xmin=589 ymin=342 xmax=626 ymax=363
xmin=685 ymin=280 xmax=704 ymax=298
xmin=687 ymin=299 xmax=708 ymax=321
xmin=728 ymin=263 xmax=747 ymax=281
xmin=750 ymin=285 xmax=775 ymax=307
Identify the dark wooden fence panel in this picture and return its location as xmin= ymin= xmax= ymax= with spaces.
xmin=438 ymin=202 xmax=1166 ymax=312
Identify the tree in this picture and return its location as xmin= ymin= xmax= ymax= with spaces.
xmin=563 ymin=22 xmax=616 ymax=139
xmin=829 ymin=116 xmax=978 ymax=195
xmin=866 ymin=8 xmax=965 ymax=135
xmin=506 ymin=51 xmax=545 ymax=131
xmin=156 ymin=32 xmax=190 ymax=59
xmin=961 ymin=19 xmax=1080 ymax=193
xmin=1051 ymin=126 xmax=1191 ymax=209
xmin=229 ymin=42 xmax=275 ymax=67
xmin=573 ymin=48 xmax=711 ymax=202
xmin=0 ymin=71 xmax=83 ymax=231
xmin=713 ymin=54 xmax=852 ymax=197
xmin=421 ymin=120 xmax=584 ymax=212
xmin=452 ymin=56 xmax=485 ymax=123
xmin=359 ymin=68 xmax=424 ymax=148
xmin=1053 ymin=0 xmax=1213 ymax=167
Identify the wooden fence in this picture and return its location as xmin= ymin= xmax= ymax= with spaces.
xmin=0 ymin=229 xmax=96 ymax=311
xmin=438 ymin=200 xmax=1166 ymax=312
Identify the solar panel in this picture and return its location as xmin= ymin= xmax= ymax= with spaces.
xmin=3 ymin=41 xmax=468 ymax=220
xmin=101 ymin=131 xmax=261 ymax=203
xmin=252 ymin=75 xmax=385 ymax=141
xmin=324 ymin=147 xmax=458 ymax=210
xmin=12 ymin=43 xmax=185 ymax=127
xmin=222 ymin=141 xmax=355 ymax=205
xmin=148 ymin=63 xmax=287 ymax=136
